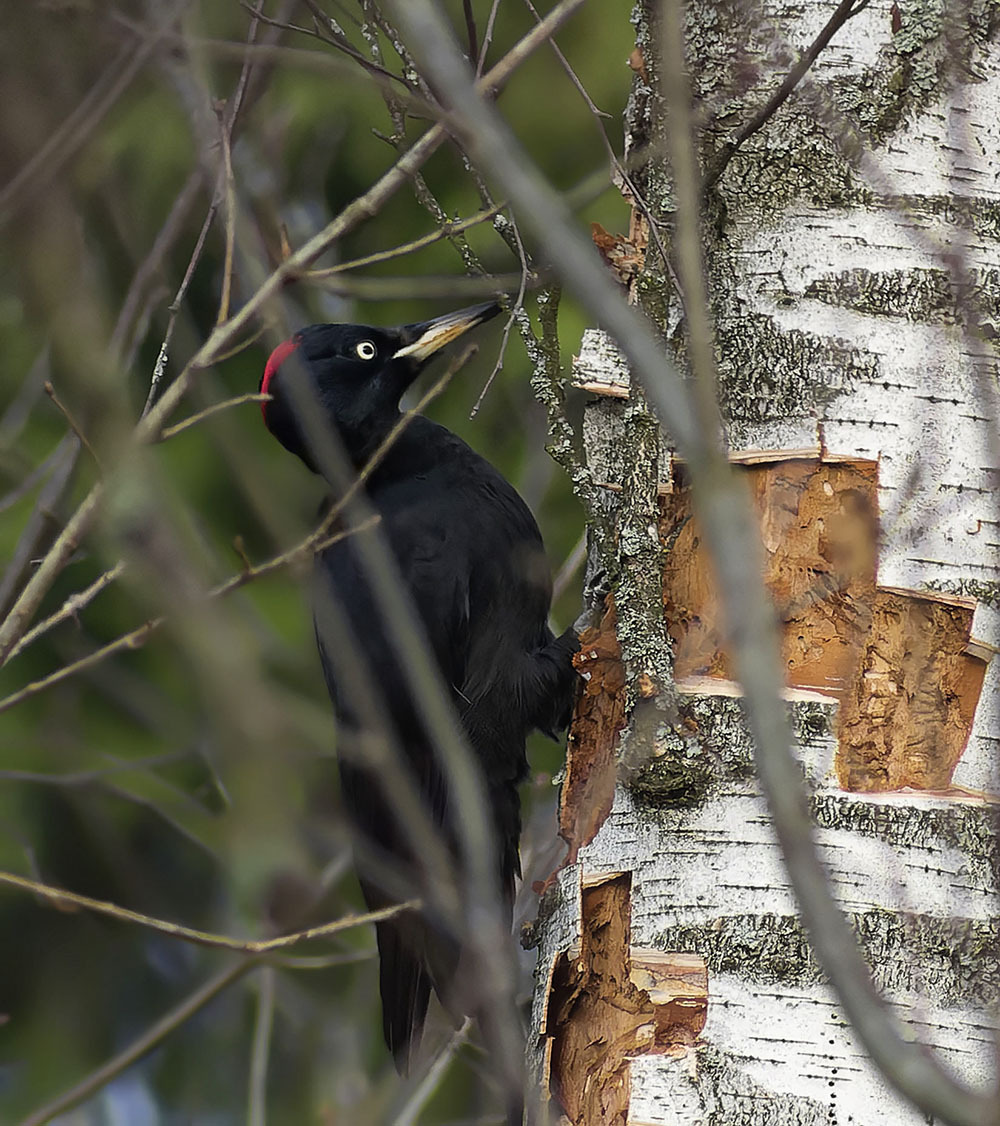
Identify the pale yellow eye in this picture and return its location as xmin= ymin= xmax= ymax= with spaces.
xmin=355 ymin=340 xmax=377 ymax=360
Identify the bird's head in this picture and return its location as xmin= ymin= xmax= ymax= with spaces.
xmin=259 ymin=301 xmax=500 ymax=471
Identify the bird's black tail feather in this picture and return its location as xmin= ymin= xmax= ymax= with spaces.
xmin=376 ymin=916 xmax=432 ymax=1075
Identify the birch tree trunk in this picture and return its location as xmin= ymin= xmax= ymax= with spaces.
xmin=528 ymin=3 xmax=1000 ymax=1123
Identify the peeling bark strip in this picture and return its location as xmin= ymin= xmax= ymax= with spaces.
xmin=548 ymin=597 xmax=627 ymax=882
xmin=660 ymin=455 xmax=989 ymax=792
xmin=544 ymin=872 xmax=707 ymax=1126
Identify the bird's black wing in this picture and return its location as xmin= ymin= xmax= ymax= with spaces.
xmin=314 ymin=485 xmax=472 ymax=1072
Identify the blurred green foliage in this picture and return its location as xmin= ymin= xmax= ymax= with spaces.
xmin=0 ymin=3 xmax=634 ymax=1122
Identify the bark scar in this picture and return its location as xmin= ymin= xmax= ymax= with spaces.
xmin=535 ymin=595 xmax=628 ymax=895
xmin=660 ymin=455 xmax=990 ymax=792
xmin=544 ymin=872 xmax=708 ymax=1126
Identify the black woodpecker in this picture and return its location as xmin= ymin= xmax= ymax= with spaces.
xmin=259 ymin=301 xmax=578 ymax=1073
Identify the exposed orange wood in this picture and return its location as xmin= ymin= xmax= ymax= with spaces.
xmin=548 ymin=597 xmax=627 ymax=883
xmin=838 ymin=591 xmax=987 ymax=791
xmin=659 ymin=456 xmax=989 ymax=793
xmin=545 ymin=873 xmax=706 ymax=1126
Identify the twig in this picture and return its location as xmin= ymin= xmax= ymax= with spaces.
xmin=14 ymin=789 xmax=360 ymax=1126
xmin=519 ymin=0 xmax=674 ymax=285
xmin=43 ymin=383 xmax=101 ymax=471
xmin=266 ymin=951 xmax=371 ymax=970
xmin=110 ymin=168 xmax=204 ymax=361
xmin=392 ymin=1018 xmax=472 ymax=1126
xmin=214 ymin=11 xmax=259 ymax=328
xmin=0 ymin=868 xmax=418 ymax=953
xmin=366 ymin=13 xmax=485 ymax=278
xmin=356 ymin=0 xmax=435 ymax=104
xmin=296 ymin=0 xmax=422 ymax=92
xmin=0 ymin=475 xmax=102 ymax=666
xmin=309 ymin=271 xmax=525 ymax=301
xmin=0 ymin=440 xmax=66 ymax=518
xmin=0 ymin=347 xmax=51 ymax=446
xmin=247 ymin=967 xmax=275 ymax=1126
xmin=158 ymin=393 xmax=271 ymax=441
xmin=215 ymin=103 xmax=238 ymax=325
xmin=0 ymin=2 xmax=582 ymax=666
xmin=4 ymin=562 xmax=125 ymax=664
xmin=307 ymin=202 xmax=504 ymax=277
xmin=520 ymin=0 xmax=609 ymax=120
xmin=462 ymin=0 xmax=479 ymax=66
xmin=211 ymin=327 xmax=269 ymax=366
xmin=0 ymin=436 xmax=81 ymax=623
xmin=0 ymin=749 xmax=195 ymax=786
xmin=702 ymin=0 xmax=873 ymax=191
xmin=224 ymin=8 xmax=261 ymax=134
xmin=17 ymin=959 xmax=260 ymax=1126
xmin=469 ymin=215 xmax=530 ymax=417
xmin=475 ymin=1 xmax=503 ymax=78
xmin=0 ymin=518 xmax=366 ymax=717
xmin=143 ymin=191 xmax=220 ymax=417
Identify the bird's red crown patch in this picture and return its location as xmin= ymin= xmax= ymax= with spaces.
xmin=260 ymin=337 xmax=301 ymax=422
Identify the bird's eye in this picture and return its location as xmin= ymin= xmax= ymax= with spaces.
xmin=355 ymin=340 xmax=377 ymax=360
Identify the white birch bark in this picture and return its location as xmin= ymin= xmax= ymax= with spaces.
xmin=529 ymin=3 xmax=1000 ymax=1123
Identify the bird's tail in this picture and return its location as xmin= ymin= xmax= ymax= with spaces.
xmin=376 ymin=914 xmax=432 ymax=1075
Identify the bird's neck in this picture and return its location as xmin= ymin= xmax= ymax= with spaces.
xmin=332 ymin=408 xmax=403 ymax=472
xmin=363 ymin=415 xmax=454 ymax=484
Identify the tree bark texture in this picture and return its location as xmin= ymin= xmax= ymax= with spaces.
xmin=529 ymin=3 xmax=1000 ymax=1124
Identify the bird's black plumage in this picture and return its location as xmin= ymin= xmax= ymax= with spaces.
xmin=260 ymin=303 xmax=578 ymax=1073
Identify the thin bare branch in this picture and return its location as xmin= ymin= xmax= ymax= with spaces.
xmin=519 ymin=0 xmax=673 ymax=274
xmin=158 ymin=393 xmax=271 ymax=441
xmin=0 ymin=440 xmax=65 ymax=518
xmin=307 ymin=201 xmax=504 ymax=277
xmin=110 ymin=168 xmax=204 ymax=360
xmin=297 ymin=0 xmax=421 ymax=92
xmin=0 ymin=348 xmax=51 ymax=446
xmin=0 ymin=869 xmax=418 ymax=954
xmin=462 ymin=0 xmax=479 ymax=66
xmin=702 ymin=0 xmax=873 ymax=191
xmin=469 ymin=214 xmax=530 ymax=417
xmin=0 ymin=514 xmax=369 ymax=718
xmin=43 ymin=383 xmax=101 ymax=471
xmin=16 ymin=960 xmax=260 ymax=1126
xmin=4 ymin=562 xmax=125 ymax=664
xmin=143 ymin=188 xmax=220 ymax=417
xmin=309 ymin=270 xmax=523 ymax=301
xmin=14 ymin=819 xmax=360 ymax=1126
xmin=247 ymin=967 xmax=275 ymax=1126
xmin=215 ymin=12 xmax=260 ymax=328
xmin=0 ymin=472 xmax=102 ymax=666
xmin=216 ymin=104 xmax=238 ymax=326
xmin=475 ymin=1 xmax=503 ymax=78
xmin=392 ymin=1018 xmax=472 ymax=1126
